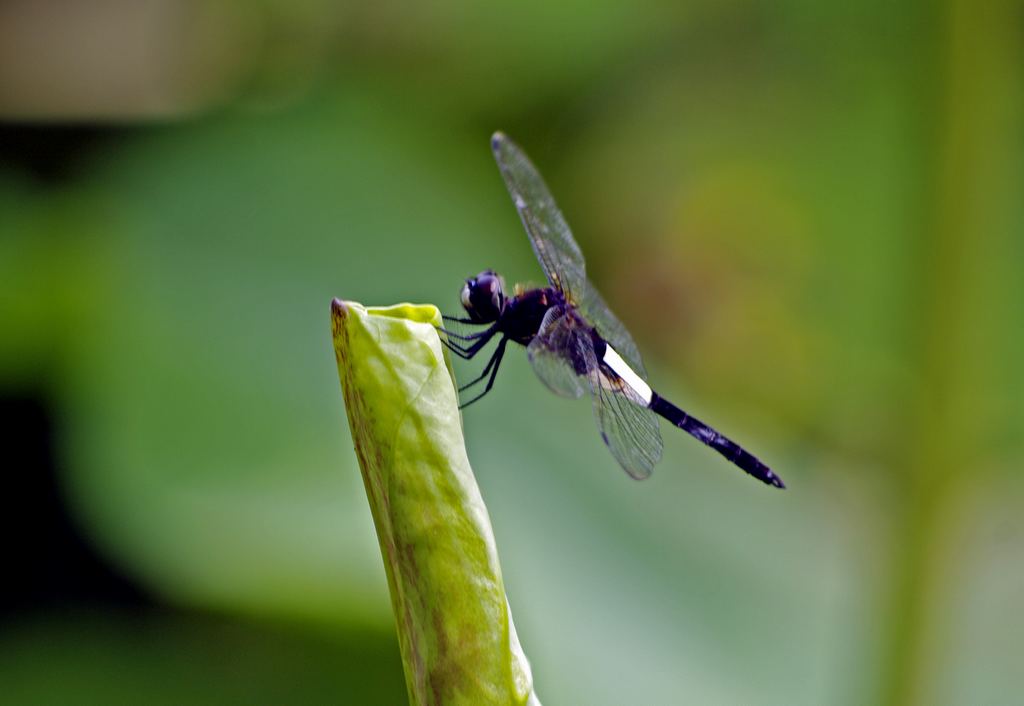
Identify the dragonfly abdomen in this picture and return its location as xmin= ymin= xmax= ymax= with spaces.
xmin=648 ymin=394 xmax=785 ymax=489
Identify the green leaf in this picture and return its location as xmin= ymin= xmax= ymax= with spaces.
xmin=331 ymin=299 xmax=539 ymax=706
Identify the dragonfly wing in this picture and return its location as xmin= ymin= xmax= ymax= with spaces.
xmin=593 ymin=378 xmax=664 ymax=480
xmin=491 ymin=132 xmax=587 ymax=300
xmin=527 ymin=307 xmax=588 ymax=399
xmin=492 ymin=132 xmax=648 ymax=378
xmin=573 ymin=335 xmax=664 ymax=480
xmin=576 ymin=277 xmax=648 ymax=379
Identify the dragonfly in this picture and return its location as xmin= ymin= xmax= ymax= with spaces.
xmin=441 ymin=132 xmax=784 ymax=489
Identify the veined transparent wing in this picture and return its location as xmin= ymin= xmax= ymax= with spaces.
xmin=593 ymin=376 xmax=664 ymax=480
xmin=491 ymin=132 xmax=587 ymax=300
xmin=526 ymin=307 xmax=588 ymax=399
xmin=573 ymin=333 xmax=664 ymax=480
xmin=577 ymin=277 xmax=649 ymax=379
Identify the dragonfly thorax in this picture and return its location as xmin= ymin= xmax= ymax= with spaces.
xmin=499 ymin=286 xmax=559 ymax=345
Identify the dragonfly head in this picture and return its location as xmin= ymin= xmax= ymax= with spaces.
xmin=461 ymin=270 xmax=506 ymax=323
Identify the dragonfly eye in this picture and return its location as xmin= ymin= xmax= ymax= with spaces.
xmin=460 ymin=282 xmax=474 ymax=311
xmin=461 ymin=270 xmax=505 ymax=323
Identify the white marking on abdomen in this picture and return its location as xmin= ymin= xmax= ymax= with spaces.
xmin=602 ymin=345 xmax=653 ymax=405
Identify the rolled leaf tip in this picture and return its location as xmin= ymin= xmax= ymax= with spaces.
xmin=331 ymin=299 xmax=539 ymax=706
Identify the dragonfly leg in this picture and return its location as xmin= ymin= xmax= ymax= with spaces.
xmin=459 ymin=338 xmax=508 ymax=409
xmin=443 ymin=314 xmax=483 ymax=325
xmin=458 ymin=337 xmax=507 ymax=391
xmin=441 ymin=340 xmax=472 ymax=359
xmin=440 ymin=326 xmax=497 ymax=359
xmin=437 ymin=326 xmax=491 ymax=343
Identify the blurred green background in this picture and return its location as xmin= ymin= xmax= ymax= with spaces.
xmin=1 ymin=1 xmax=1021 ymax=704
